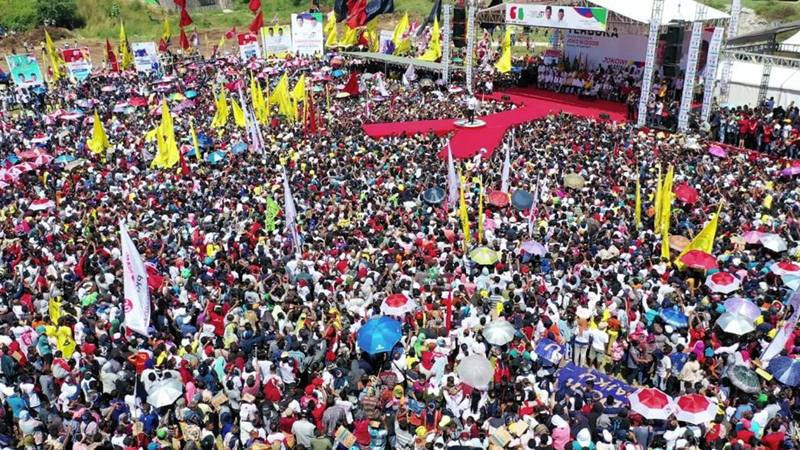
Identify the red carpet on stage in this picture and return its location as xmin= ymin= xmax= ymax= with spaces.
xmin=362 ymin=88 xmax=628 ymax=160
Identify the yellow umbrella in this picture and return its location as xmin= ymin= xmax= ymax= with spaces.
xmin=564 ymin=173 xmax=586 ymax=189
xmin=470 ymin=247 xmax=500 ymax=265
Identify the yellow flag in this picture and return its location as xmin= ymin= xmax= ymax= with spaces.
xmin=291 ymin=73 xmax=306 ymax=103
xmin=478 ymin=177 xmax=485 ymax=244
xmin=653 ymin=165 xmax=663 ymax=233
xmin=675 ymin=203 xmax=723 ymax=269
xmin=634 ymin=177 xmax=642 ymax=230
xmin=162 ymin=18 xmax=172 ymax=42
xmin=145 ymin=127 xmax=159 ymax=142
xmin=216 ymin=33 xmax=226 ymax=55
xmin=44 ymin=30 xmax=64 ymax=82
xmin=392 ymin=13 xmax=411 ymax=55
xmin=660 ymin=191 xmax=673 ymax=261
xmin=270 ymin=74 xmax=296 ymax=122
xmin=459 ymin=172 xmax=471 ymax=252
xmin=87 ymin=111 xmax=111 ymax=159
xmin=211 ymin=89 xmax=229 ymax=129
xmin=324 ymin=11 xmax=338 ymax=48
xmin=339 ymin=25 xmax=359 ymax=47
xmin=232 ymin=98 xmax=246 ymax=128
xmin=190 ymin=120 xmax=202 ymax=162
xmin=119 ymin=22 xmax=133 ymax=71
xmin=659 ymin=165 xmax=675 ymax=234
xmin=151 ymin=100 xmax=180 ymax=169
xmin=49 ymin=297 xmax=62 ymax=324
xmin=366 ymin=20 xmax=379 ymax=52
xmin=419 ymin=17 xmax=442 ymax=62
xmin=495 ymin=28 xmax=512 ymax=73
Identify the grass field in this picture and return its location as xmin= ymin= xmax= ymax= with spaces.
xmin=701 ymin=0 xmax=800 ymax=22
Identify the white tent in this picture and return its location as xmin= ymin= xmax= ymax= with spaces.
xmin=716 ymin=61 xmax=800 ymax=106
xmin=589 ymin=0 xmax=729 ymax=25
xmin=785 ymin=30 xmax=800 ymax=46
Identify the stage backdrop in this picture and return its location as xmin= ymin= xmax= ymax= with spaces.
xmin=261 ymin=25 xmax=292 ymax=57
xmin=61 ymin=48 xmax=92 ymax=81
xmin=5 ymin=54 xmax=44 ymax=86
xmin=291 ymin=12 xmax=324 ymax=56
xmin=238 ymin=32 xmax=262 ymax=61
xmin=131 ymin=42 xmax=161 ymax=74
xmin=506 ymin=4 xmax=608 ymax=32
xmin=563 ymin=30 xmax=647 ymax=69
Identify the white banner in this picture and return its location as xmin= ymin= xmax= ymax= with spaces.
xmin=291 ymin=12 xmax=324 ymax=56
xmin=506 ymin=4 xmax=608 ymax=31
xmin=120 ymin=222 xmax=151 ymax=336
xmin=762 ymin=291 xmax=800 ymax=362
xmin=261 ymin=25 xmax=292 ymax=57
xmin=700 ymin=27 xmax=725 ymax=122
xmin=563 ymin=30 xmax=647 ymax=69
xmin=131 ymin=42 xmax=160 ymax=73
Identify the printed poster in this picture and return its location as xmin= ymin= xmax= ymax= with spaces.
xmin=291 ymin=12 xmax=324 ymax=56
xmin=131 ymin=42 xmax=161 ymax=73
xmin=261 ymin=25 xmax=292 ymax=56
xmin=238 ymin=32 xmax=261 ymax=61
xmin=506 ymin=4 xmax=608 ymax=32
xmin=5 ymin=54 xmax=44 ymax=87
xmin=61 ymin=47 xmax=92 ymax=81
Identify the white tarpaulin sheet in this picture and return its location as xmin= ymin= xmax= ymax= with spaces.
xmin=589 ymin=0 xmax=728 ymax=25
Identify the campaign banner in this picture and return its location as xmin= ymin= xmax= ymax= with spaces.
xmin=238 ymin=32 xmax=261 ymax=61
xmin=506 ymin=4 xmax=608 ymax=32
xmin=261 ymin=25 xmax=292 ymax=56
xmin=379 ymin=30 xmax=394 ymax=54
xmin=120 ymin=222 xmax=151 ymax=336
xmin=291 ymin=12 xmax=324 ymax=56
xmin=61 ymin=48 xmax=92 ymax=81
xmin=5 ymin=54 xmax=44 ymax=87
xmin=534 ymin=338 xmax=564 ymax=365
xmin=563 ymin=30 xmax=648 ymax=69
xmin=131 ymin=42 xmax=161 ymax=73
xmin=557 ymin=362 xmax=636 ymax=403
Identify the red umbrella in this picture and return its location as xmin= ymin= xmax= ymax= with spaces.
xmin=674 ymin=394 xmax=717 ymax=424
xmin=674 ymin=183 xmax=699 ymax=204
xmin=380 ymin=294 xmax=416 ymax=316
xmin=705 ymin=271 xmax=741 ymax=293
xmin=771 ymin=260 xmax=800 ymax=276
xmin=129 ymin=96 xmax=148 ymax=107
xmin=680 ymin=250 xmax=718 ymax=270
xmin=629 ymin=388 xmax=674 ymax=420
xmin=487 ymin=191 xmax=510 ymax=207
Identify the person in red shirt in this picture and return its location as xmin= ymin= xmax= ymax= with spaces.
xmin=761 ymin=422 xmax=785 ymax=450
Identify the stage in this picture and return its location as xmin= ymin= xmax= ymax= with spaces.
xmin=362 ymin=88 xmax=628 ymax=160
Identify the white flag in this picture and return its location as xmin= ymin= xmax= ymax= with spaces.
xmin=447 ymin=143 xmax=458 ymax=208
xmin=120 ymin=221 xmax=151 ymax=336
xmin=501 ymin=140 xmax=511 ymax=193
xmin=402 ymin=64 xmax=417 ymax=86
xmin=282 ymin=168 xmax=301 ymax=251
xmin=528 ymin=179 xmax=538 ymax=237
xmin=762 ymin=290 xmax=800 ymax=362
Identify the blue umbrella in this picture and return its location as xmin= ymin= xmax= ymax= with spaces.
xmin=197 ymin=134 xmax=213 ymax=149
xmin=185 ymin=148 xmax=197 ymax=158
xmin=54 ymin=155 xmax=76 ymax=165
xmin=206 ymin=151 xmax=226 ymax=165
xmin=422 ymin=187 xmax=445 ymax=204
xmin=332 ymin=69 xmax=345 ymax=78
xmin=660 ymin=307 xmax=689 ymax=328
xmin=4 ymin=155 xmax=20 ymax=165
xmin=232 ymin=142 xmax=248 ymax=155
xmin=357 ymin=316 xmax=402 ymax=355
xmin=511 ymin=190 xmax=534 ymax=210
xmin=768 ymin=356 xmax=800 ymax=386
xmin=185 ymin=90 xmax=198 ymax=99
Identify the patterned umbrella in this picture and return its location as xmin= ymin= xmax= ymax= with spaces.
xmin=674 ymin=394 xmax=717 ymax=425
xmin=770 ymin=260 xmax=800 ymax=276
xmin=726 ymin=365 xmax=761 ymax=393
xmin=767 ymin=356 xmax=800 ymax=387
xmin=380 ymin=294 xmax=416 ymax=316
xmin=629 ymin=388 xmax=674 ymax=420
xmin=705 ymin=272 xmax=741 ymax=293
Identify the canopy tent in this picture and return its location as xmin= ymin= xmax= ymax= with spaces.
xmin=715 ymin=60 xmax=800 ymax=106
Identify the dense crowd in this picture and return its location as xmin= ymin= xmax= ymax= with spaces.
xmin=0 ymin=38 xmax=798 ymax=450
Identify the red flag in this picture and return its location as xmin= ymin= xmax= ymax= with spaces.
xmin=158 ymin=38 xmax=169 ymax=53
xmin=346 ymin=0 xmax=367 ymax=28
xmin=225 ymin=26 xmax=237 ymax=39
xmin=74 ymin=251 xmax=88 ymax=279
xmin=180 ymin=28 xmax=190 ymax=50
xmin=343 ymin=72 xmax=360 ymax=96
xmin=174 ymin=0 xmax=186 ymax=7
xmin=357 ymin=29 xmax=369 ymax=48
xmin=105 ymin=39 xmax=119 ymax=72
xmin=249 ymin=11 xmax=264 ymax=33
xmin=248 ymin=0 xmax=261 ymax=13
xmin=179 ymin=7 xmax=193 ymax=27
xmin=305 ymin=92 xmax=318 ymax=135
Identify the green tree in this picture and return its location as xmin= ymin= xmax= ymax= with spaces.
xmin=36 ymin=0 xmax=85 ymax=29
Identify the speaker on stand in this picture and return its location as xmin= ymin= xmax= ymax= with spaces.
xmin=661 ymin=23 xmax=684 ymax=78
xmin=453 ymin=6 xmax=466 ymax=48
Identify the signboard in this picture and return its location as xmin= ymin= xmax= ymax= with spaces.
xmin=557 ymin=363 xmax=636 ymax=404
xmin=131 ymin=42 xmax=161 ymax=73
xmin=564 ymin=30 xmax=648 ymax=69
xmin=61 ymin=48 xmax=92 ymax=81
xmin=5 ymin=54 xmax=44 ymax=87
xmin=238 ymin=32 xmax=262 ymax=61
xmin=291 ymin=12 xmax=324 ymax=56
xmin=506 ymin=4 xmax=608 ymax=32
xmin=534 ymin=338 xmax=564 ymax=365
xmin=261 ymin=25 xmax=292 ymax=57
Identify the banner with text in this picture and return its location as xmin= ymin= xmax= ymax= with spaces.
xmin=261 ymin=25 xmax=292 ymax=57
xmin=564 ymin=30 xmax=647 ymax=69
xmin=506 ymin=4 xmax=608 ymax=31
xmin=238 ymin=32 xmax=262 ymax=61
xmin=61 ymin=48 xmax=92 ymax=81
xmin=291 ymin=12 xmax=324 ymax=56
xmin=557 ymin=362 xmax=636 ymax=403
xmin=131 ymin=42 xmax=161 ymax=73
xmin=6 ymin=54 xmax=44 ymax=87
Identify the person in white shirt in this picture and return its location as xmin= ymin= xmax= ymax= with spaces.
xmin=589 ymin=323 xmax=610 ymax=370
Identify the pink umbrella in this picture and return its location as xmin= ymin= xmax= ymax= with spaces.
xmin=29 ymin=198 xmax=55 ymax=211
xmin=629 ymin=388 xmax=674 ymax=420
xmin=17 ymin=150 xmax=42 ymax=160
xmin=708 ymin=145 xmax=727 ymax=158
xmin=521 ymin=240 xmax=547 ymax=256
xmin=380 ymin=294 xmax=416 ymax=316
xmin=705 ymin=272 xmax=741 ymax=294
xmin=674 ymin=183 xmax=699 ymax=204
xmin=770 ymin=260 xmax=800 ymax=276
xmin=674 ymin=394 xmax=718 ymax=425
xmin=742 ymin=230 xmax=764 ymax=244
xmin=680 ymin=250 xmax=718 ymax=270
xmin=33 ymin=154 xmax=54 ymax=167
xmin=129 ymin=96 xmax=148 ymax=107
xmin=780 ymin=166 xmax=800 ymax=177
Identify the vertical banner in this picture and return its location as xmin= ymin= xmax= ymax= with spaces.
xmin=5 ymin=54 xmax=44 ymax=87
xmin=719 ymin=0 xmax=741 ymax=103
xmin=261 ymin=25 xmax=292 ymax=57
xmin=120 ymin=222 xmax=151 ymax=336
xmin=379 ymin=30 xmax=394 ymax=54
xmin=60 ymin=48 xmax=92 ymax=82
xmin=677 ymin=19 xmax=704 ymax=132
xmin=291 ymin=12 xmax=324 ymax=56
xmin=636 ymin=0 xmax=663 ymax=128
xmin=700 ymin=27 xmax=724 ymax=123
xmin=131 ymin=42 xmax=161 ymax=73
xmin=238 ymin=32 xmax=262 ymax=61
xmin=762 ymin=291 xmax=800 ymax=362
xmin=465 ymin=4 xmax=476 ymax=92
xmin=442 ymin=4 xmax=452 ymax=84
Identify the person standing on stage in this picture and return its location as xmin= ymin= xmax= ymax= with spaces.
xmin=467 ymin=94 xmax=479 ymax=124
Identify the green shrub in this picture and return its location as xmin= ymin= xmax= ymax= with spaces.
xmin=36 ymin=0 xmax=85 ymax=28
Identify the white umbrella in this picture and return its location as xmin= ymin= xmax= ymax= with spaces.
xmin=704 ymin=272 xmax=741 ymax=294
xmin=456 ymin=354 xmax=494 ymax=390
xmin=759 ymin=233 xmax=788 ymax=252
xmin=716 ymin=312 xmax=755 ymax=336
xmin=482 ymin=320 xmax=516 ymax=346
xmin=629 ymin=388 xmax=675 ymax=421
xmin=674 ymin=394 xmax=717 ymax=425
xmin=146 ymin=377 xmax=183 ymax=408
